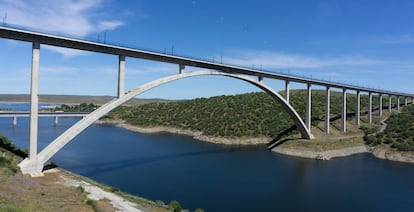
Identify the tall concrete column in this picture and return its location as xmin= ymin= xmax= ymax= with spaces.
xmin=13 ymin=116 xmax=17 ymax=126
xmin=285 ymin=80 xmax=290 ymax=103
xmin=342 ymin=88 xmax=347 ymax=132
xmin=325 ymin=86 xmax=330 ymax=133
xmin=179 ymin=64 xmax=185 ymax=74
xmin=29 ymin=42 xmax=40 ymax=160
xmin=117 ymin=55 xmax=125 ymax=98
xmin=397 ymin=96 xmax=400 ymax=112
xmin=356 ymin=90 xmax=360 ymax=126
xmin=378 ymin=94 xmax=383 ymax=118
xmin=388 ymin=95 xmax=392 ymax=113
xmin=306 ymin=83 xmax=312 ymax=132
xmin=405 ymin=97 xmax=408 ymax=106
xmin=368 ymin=92 xmax=372 ymax=124
xmin=54 ymin=116 xmax=58 ymax=126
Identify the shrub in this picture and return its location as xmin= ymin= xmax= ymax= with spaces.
xmin=168 ymin=200 xmax=182 ymax=212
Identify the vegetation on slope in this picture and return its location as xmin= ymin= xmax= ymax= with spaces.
xmin=362 ymin=105 xmax=414 ymax=151
xmin=53 ymin=103 xmax=98 ymax=112
xmin=106 ymin=90 xmax=386 ymax=139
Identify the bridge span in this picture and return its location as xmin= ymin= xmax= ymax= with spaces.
xmin=1 ymin=26 xmax=413 ymax=176
xmin=0 ymin=112 xmax=88 ymax=126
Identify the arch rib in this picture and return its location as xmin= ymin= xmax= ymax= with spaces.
xmin=18 ymin=70 xmax=313 ymax=175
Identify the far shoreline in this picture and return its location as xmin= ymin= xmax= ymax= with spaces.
xmin=95 ymin=119 xmax=414 ymax=163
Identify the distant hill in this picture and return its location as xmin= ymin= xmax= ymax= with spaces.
xmin=0 ymin=94 xmax=170 ymax=105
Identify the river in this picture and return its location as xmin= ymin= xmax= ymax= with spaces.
xmin=0 ymin=103 xmax=413 ymax=212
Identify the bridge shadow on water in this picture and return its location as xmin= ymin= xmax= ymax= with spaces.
xmin=62 ymin=146 xmax=267 ymax=176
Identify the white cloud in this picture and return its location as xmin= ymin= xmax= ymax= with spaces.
xmin=40 ymin=66 xmax=79 ymax=75
xmin=43 ymin=46 xmax=89 ymax=58
xmin=0 ymin=0 xmax=124 ymax=56
xmin=97 ymin=20 xmax=124 ymax=31
xmin=224 ymin=50 xmax=383 ymax=69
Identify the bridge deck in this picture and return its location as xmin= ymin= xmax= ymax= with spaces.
xmin=0 ymin=26 xmax=413 ymax=97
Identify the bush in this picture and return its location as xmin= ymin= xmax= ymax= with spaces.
xmin=0 ymin=156 xmax=11 ymax=167
xmin=168 ymin=200 xmax=182 ymax=212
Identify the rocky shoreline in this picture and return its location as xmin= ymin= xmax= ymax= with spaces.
xmin=272 ymin=145 xmax=368 ymax=160
xmin=96 ymin=119 xmax=270 ymax=145
xmin=96 ymin=119 xmax=414 ymax=163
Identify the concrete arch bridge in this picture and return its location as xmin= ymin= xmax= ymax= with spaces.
xmin=0 ymin=26 xmax=413 ymax=176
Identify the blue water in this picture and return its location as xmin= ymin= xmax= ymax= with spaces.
xmin=0 ymin=103 xmax=413 ymax=212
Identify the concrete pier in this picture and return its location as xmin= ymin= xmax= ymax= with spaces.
xmin=397 ymin=97 xmax=400 ymax=112
xmin=285 ymin=80 xmax=290 ymax=103
xmin=179 ymin=64 xmax=185 ymax=74
xmin=379 ymin=94 xmax=383 ymax=118
xmin=306 ymin=83 xmax=312 ymax=132
xmin=29 ymin=42 xmax=40 ymax=160
xmin=342 ymin=88 xmax=347 ymax=132
xmin=405 ymin=97 xmax=408 ymax=106
xmin=54 ymin=116 xmax=58 ymax=126
xmin=368 ymin=92 xmax=372 ymax=124
xmin=258 ymin=76 xmax=263 ymax=82
xmin=388 ymin=95 xmax=392 ymax=113
xmin=325 ymin=87 xmax=330 ymax=133
xmin=356 ymin=91 xmax=360 ymax=126
xmin=118 ymin=55 xmax=125 ymax=98
xmin=12 ymin=116 xmax=17 ymax=126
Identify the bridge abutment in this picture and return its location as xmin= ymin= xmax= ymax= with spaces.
xmin=18 ymin=157 xmax=44 ymax=177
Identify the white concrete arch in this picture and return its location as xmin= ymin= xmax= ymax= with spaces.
xmin=19 ymin=70 xmax=313 ymax=175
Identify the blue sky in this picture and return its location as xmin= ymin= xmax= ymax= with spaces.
xmin=0 ymin=0 xmax=414 ymax=100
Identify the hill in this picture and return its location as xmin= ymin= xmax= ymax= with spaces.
xmin=105 ymin=90 xmax=384 ymax=139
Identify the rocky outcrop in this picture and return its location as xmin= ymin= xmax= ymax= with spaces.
xmin=370 ymin=145 xmax=414 ymax=163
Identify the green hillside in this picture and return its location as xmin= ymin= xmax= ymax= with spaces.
xmin=106 ymin=90 xmax=387 ymax=139
xmin=363 ymin=105 xmax=414 ymax=151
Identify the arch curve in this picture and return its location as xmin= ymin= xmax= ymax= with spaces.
xmin=19 ymin=70 xmax=313 ymax=175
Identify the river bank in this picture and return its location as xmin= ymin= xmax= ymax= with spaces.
xmin=96 ymin=119 xmax=270 ymax=145
xmin=96 ymin=119 xmax=414 ymax=163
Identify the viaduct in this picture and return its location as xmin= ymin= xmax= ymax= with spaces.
xmin=0 ymin=26 xmax=413 ymax=176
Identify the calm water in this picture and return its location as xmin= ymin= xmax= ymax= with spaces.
xmin=0 ymin=104 xmax=413 ymax=212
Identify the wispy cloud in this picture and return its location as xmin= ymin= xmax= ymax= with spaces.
xmin=372 ymin=34 xmax=414 ymax=44
xmin=224 ymin=50 xmax=383 ymax=69
xmin=40 ymin=66 xmax=79 ymax=75
xmin=0 ymin=0 xmax=125 ymax=56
